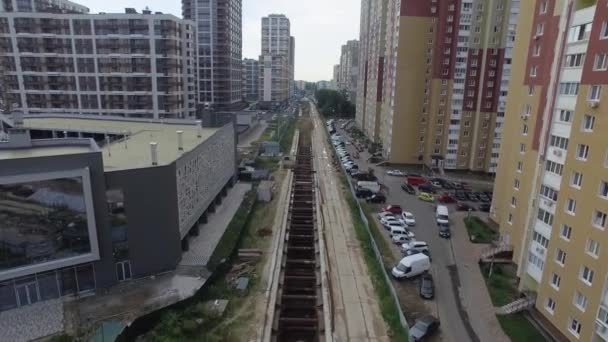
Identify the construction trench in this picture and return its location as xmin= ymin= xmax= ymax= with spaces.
xmin=271 ymin=141 xmax=326 ymax=342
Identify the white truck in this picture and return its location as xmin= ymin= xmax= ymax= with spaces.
xmin=356 ymin=181 xmax=381 ymax=194
xmin=391 ymin=253 xmax=431 ymax=279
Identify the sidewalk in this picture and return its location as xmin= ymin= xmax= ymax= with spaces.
xmin=451 ymin=212 xmax=509 ymax=342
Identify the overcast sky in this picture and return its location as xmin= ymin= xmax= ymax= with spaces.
xmin=76 ymin=0 xmax=360 ymax=82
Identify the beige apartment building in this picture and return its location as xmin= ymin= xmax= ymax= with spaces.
xmin=356 ymin=0 xmax=518 ymax=173
xmin=492 ymin=0 xmax=608 ymax=340
xmin=259 ymin=14 xmax=294 ymax=109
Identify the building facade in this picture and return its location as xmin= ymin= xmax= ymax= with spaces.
xmin=337 ymin=40 xmax=359 ymax=101
xmin=0 ymin=4 xmax=196 ymax=119
xmin=357 ymin=0 xmax=518 ymax=173
xmin=182 ymin=0 xmax=242 ymax=109
xmin=242 ymin=58 xmax=259 ymax=101
xmin=0 ymin=115 xmax=236 ymax=318
xmin=259 ymin=14 xmax=293 ymax=108
xmin=492 ymin=1 xmax=608 ymax=340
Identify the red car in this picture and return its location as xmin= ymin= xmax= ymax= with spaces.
xmin=407 ymin=175 xmax=427 ymax=186
xmin=437 ymin=193 xmax=457 ymax=204
xmin=382 ymin=205 xmax=403 ymax=214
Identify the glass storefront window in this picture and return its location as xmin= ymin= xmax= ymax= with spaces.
xmin=0 ymin=282 xmax=16 ymax=311
xmin=37 ymin=272 xmax=59 ymax=300
xmin=59 ymin=268 xmax=77 ymax=296
xmin=76 ymin=264 xmax=95 ymax=292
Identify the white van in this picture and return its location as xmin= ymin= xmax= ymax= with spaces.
xmin=435 ymin=205 xmax=449 ymax=225
xmin=391 ymin=254 xmax=431 ymax=279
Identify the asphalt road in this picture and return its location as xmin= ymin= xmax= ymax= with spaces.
xmin=334 ymin=126 xmax=479 ymax=342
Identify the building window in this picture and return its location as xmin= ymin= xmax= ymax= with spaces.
xmin=546 ymin=160 xmax=564 ymax=175
xmin=582 ymin=114 xmax=595 ymax=131
xmin=556 ymin=248 xmax=566 ymax=266
xmin=533 ymin=231 xmax=549 ymax=248
xmin=514 ymin=179 xmax=520 ymax=190
xmin=576 ymin=144 xmax=589 ymax=161
xmin=569 ymin=318 xmax=582 ymax=337
xmin=599 ymin=181 xmax=608 ymax=199
xmin=594 ymin=53 xmax=608 ymax=70
xmin=522 ymin=124 xmax=529 ymax=135
xmin=511 ymin=196 xmax=517 ymax=207
xmin=533 ymin=44 xmax=541 ymax=56
xmin=558 ymin=109 xmax=573 ymax=123
xmin=593 ymin=210 xmax=607 ymax=229
xmin=571 ymin=171 xmax=583 ymax=188
xmin=559 ymin=82 xmax=579 ymax=95
xmin=601 ymin=21 xmax=608 ymax=39
xmin=589 ymin=85 xmax=602 ymax=101
xmin=560 ymin=224 xmax=572 ymax=240
xmin=549 ymin=135 xmax=569 ymax=149
xmin=564 ymin=53 xmax=585 ymax=68
xmin=528 ymin=85 xmax=534 ymax=95
xmin=580 ymin=265 xmax=594 ymax=285
xmin=520 ymin=143 xmax=526 ymax=153
xmin=573 ymin=291 xmax=588 ymax=312
xmin=508 ymin=213 xmax=513 ymax=224
xmin=565 ymin=198 xmax=577 ymax=215
xmin=586 ymin=238 xmax=600 ymax=258
xmin=551 ymin=272 xmax=561 ymax=289
xmin=538 ymin=208 xmax=554 ymax=225
xmin=545 ymin=297 xmax=556 ymax=314
xmin=539 ymin=1 xmax=548 ymax=14
xmin=568 ymin=23 xmax=591 ymax=42
xmin=517 ymin=161 xmax=523 ymax=172
xmin=540 ymin=185 xmax=559 ymax=201
xmin=530 ymin=66 xmax=538 ymax=77
xmin=536 ymin=23 xmax=544 ymax=36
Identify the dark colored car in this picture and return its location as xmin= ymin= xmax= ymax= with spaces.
xmin=352 ymin=172 xmax=377 ymax=182
xmin=419 ymin=274 xmax=434 ymax=299
xmin=466 ymin=192 xmax=479 ymax=202
xmin=484 ymin=191 xmax=494 ymax=200
xmin=479 ymin=203 xmax=491 ymax=212
xmin=437 ymin=193 xmax=457 ymax=204
xmin=478 ymin=194 xmax=491 ymax=203
xmin=438 ymin=223 xmax=451 ymax=238
xmin=456 ymin=202 xmax=476 ymax=211
xmin=401 ymin=183 xmax=416 ymax=194
xmin=355 ymin=188 xmax=374 ymax=198
xmin=409 ymin=315 xmax=440 ymax=342
xmin=367 ymin=193 xmax=387 ymax=204
xmin=454 ymin=191 xmax=467 ymax=201
xmin=382 ymin=205 xmax=403 ymax=214
xmin=418 ymin=183 xmax=436 ymax=194
xmin=442 ymin=182 xmax=455 ymax=190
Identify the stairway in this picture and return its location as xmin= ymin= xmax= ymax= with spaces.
xmin=497 ymin=296 xmax=536 ymax=315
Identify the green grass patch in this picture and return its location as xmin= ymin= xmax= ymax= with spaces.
xmin=255 ymin=156 xmax=280 ymax=171
xmin=479 ymin=263 xmax=520 ymax=307
xmin=464 ymin=216 xmax=498 ymax=243
xmin=279 ymin=116 xmax=297 ymax=153
xmin=207 ymin=189 xmax=257 ymax=271
xmin=497 ymin=313 xmax=547 ymax=342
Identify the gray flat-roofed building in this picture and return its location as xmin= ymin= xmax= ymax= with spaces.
xmin=0 ymin=115 xmax=237 ymax=314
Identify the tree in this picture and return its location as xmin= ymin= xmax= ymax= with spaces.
xmin=314 ymin=89 xmax=355 ymax=118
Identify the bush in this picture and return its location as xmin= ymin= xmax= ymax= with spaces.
xmin=464 ymin=216 xmax=498 ymax=243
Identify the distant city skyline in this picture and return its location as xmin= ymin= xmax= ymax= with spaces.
xmin=74 ymin=0 xmax=360 ymax=81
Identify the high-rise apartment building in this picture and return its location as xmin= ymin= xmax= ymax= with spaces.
xmin=332 ymin=64 xmax=340 ymax=89
xmin=242 ymin=58 xmax=258 ymax=101
xmin=357 ymin=0 xmax=518 ymax=173
xmin=182 ymin=0 xmax=242 ymax=109
xmin=0 ymin=2 xmax=196 ymax=119
xmin=337 ymin=40 xmax=359 ymax=100
xmin=492 ymin=1 xmax=608 ymax=340
xmin=259 ymin=14 xmax=294 ymax=108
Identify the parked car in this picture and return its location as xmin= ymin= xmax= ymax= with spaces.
xmin=392 ymin=234 xmax=415 ymax=245
xmin=418 ymin=183 xmax=436 ymax=194
xmin=478 ymin=194 xmax=491 ymax=203
xmin=484 ymin=191 xmax=494 ymax=200
xmin=355 ymin=188 xmax=374 ymax=198
xmin=478 ymin=203 xmax=491 ymax=212
xmin=454 ymin=191 xmax=467 ymax=201
xmin=430 ymin=180 xmax=443 ymax=189
xmin=377 ymin=212 xmax=395 ymax=220
xmin=417 ymin=192 xmax=435 ymax=203
xmin=466 ymin=192 xmax=480 ymax=202
xmin=409 ymin=315 xmax=440 ymax=342
xmin=419 ymin=273 xmax=435 ymax=299
xmin=456 ymin=202 xmax=476 ymax=211
xmin=438 ymin=223 xmax=451 ymax=239
xmin=381 ymin=217 xmax=404 ymax=228
xmin=403 ymin=248 xmax=432 ymax=261
xmin=442 ymin=181 xmax=455 ymax=190
xmin=401 ymin=240 xmax=429 ymax=253
xmin=407 ymin=175 xmax=427 ymax=186
xmin=437 ymin=193 xmax=457 ymax=204
xmin=401 ymin=183 xmax=416 ymax=194
xmin=382 ymin=205 xmax=403 ymax=214
xmin=367 ymin=193 xmax=386 ymax=204
xmin=401 ymin=211 xmax=416 ymax=226
xmin=386 ymin=169 xmax=406 ymax=176
xmin=391 ymin=254 xmax=431 ymax=279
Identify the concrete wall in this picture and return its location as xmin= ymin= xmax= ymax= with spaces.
xmin=105 ymin=164 xmax=182 ymax=278
xmin=0 ymin=152 xmax=116 ymax=288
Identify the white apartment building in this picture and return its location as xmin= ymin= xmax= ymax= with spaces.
xmin=0 ymin=1 xmax=196 ymax=119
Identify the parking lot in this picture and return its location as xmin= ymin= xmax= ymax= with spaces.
xmin=330 ymin=121 xmax=501 ymax=342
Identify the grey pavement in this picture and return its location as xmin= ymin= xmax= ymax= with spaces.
xmin=180 ymin=182 xmax=252 ymax=266
xmin=238 ymin=120 xmax=268 ymax=148
xmin=336 ymin=124 xmax=498 ymax=342
xmin=451 ymin=212 xmax=509 ymax=342
xmin=0 ymin=298 xmax=63 ymax=342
